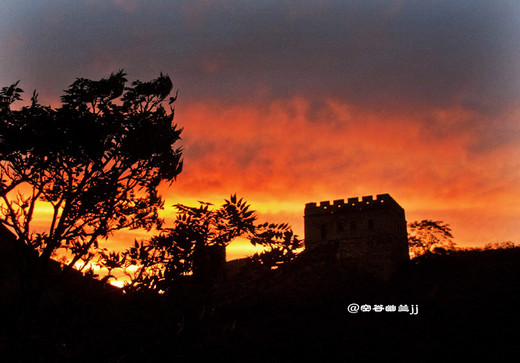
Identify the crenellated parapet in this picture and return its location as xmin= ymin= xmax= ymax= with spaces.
xmin=305 ymin=193 xmax=404 ymax=217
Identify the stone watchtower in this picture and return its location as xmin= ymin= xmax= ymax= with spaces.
xmin=304 ymin=194 xmax=409 ymax=279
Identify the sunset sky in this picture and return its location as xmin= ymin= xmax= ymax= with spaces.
xmin=1 ymin=0 xmax=519 ymax=259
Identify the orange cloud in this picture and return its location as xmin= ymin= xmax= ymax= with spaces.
xmin=23 ymin=96 xmax=518 ymax=258
xmin=158 ymin=97 xmax=520 ymax=250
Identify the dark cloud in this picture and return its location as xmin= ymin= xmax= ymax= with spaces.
xmin=2 ymin=0 xmax=518 ymax=110
xmin=1 ymin=0 xmax=518 ymax=153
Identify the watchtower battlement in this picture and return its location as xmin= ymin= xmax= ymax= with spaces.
xmin=305 ymin=194 xmax=404 ymax=218
xmin=304 ymin=193 xmax=409 ymax=279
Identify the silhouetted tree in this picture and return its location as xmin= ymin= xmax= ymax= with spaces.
xmin=0 ymin=71 xmax=183 ymax=311
xmin=483 ymin=241 xmax=517 ymax=250
xmin=408 ymin=220 xmax=455 ymax=257
xmin=100 ymin=195 xmax=302 ymax=293
xmin=248 ymin=222 xmax=303 ymax=270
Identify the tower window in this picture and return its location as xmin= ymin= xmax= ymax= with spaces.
xmin=350 ymin=221 xmax=356 ymax=230
xmin=368 ymin=219 xmax=374 ymax=230
xmin=320 ymin=225 xmax=328 ymax=239
xmin=337 ymin=222 xmax=344 ymax=232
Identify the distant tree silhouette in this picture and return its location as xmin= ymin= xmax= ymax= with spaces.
xmin=100 ymin=195 xmax=302 ymax=293
xmin=483 ymin=241 xmax=517 ymax=250
xmin=0 ymin=71 xmax=182 ymax=311
xmin=408 ymin=220 xmax=455 ymax=257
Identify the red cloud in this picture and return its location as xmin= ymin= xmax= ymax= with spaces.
xmin=161 ymin=97 xmax=520 ymax=250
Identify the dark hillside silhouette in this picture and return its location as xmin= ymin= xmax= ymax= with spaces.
xmin=2 ymin=241 xmax=520 ymax=361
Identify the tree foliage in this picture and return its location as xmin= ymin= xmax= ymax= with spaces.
xmin=0 ymin=71 xmax=183 ymax=297
xmin=408 ymin=219 xmax=455 ymax=257
xmin=483 ymin=241 xmax=517 ymax=250
xmin=100 ymin=195 xmax=302 ymax=293
xmin=249 ymin=221 xmax=302 ymax=270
